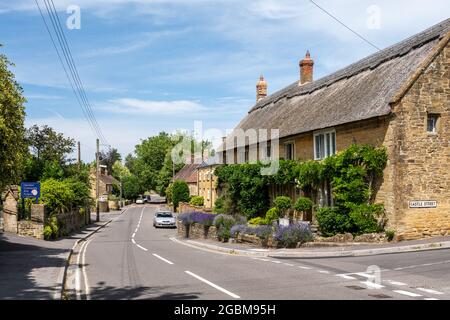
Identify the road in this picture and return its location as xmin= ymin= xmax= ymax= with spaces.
xmin=70 ymin=204 xmax=450 ymax=300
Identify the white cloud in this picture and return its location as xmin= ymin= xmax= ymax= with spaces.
xmin=100 ymin=98 xmax=205 ymax=115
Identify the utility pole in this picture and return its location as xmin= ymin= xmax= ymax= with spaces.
xmin=96 ymin=138 xmax=100 ymax=222
xmin=77 ymin=141 xmax=81 ymax=171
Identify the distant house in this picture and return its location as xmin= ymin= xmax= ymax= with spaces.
xmin=173 ymin=163 xmax=201 ymax=196
xmin=197 ymin=159 xmax=219 ymax=209
xmin=90 ymin=167 xmax=120 ymax=199
xmin=219 ymin=19 xmax=450 ymax=240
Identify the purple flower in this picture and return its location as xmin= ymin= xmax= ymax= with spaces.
xmin=274 ymin=223 xmax=313 ymax=247
xmin=230 ymin=224 xmax=248 ymax=238
xmin=247 ymin=225 xmax=273 ymax=240
xmin=178 ymin=212 xmax=215 ymax=226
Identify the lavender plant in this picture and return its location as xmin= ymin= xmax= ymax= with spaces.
xmin=274 ymin=223 xmax=313 ymax=248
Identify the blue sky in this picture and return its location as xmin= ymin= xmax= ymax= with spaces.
xmin=0 ymin=0 xmax=449 ymax=161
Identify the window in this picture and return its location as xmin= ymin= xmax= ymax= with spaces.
xmin=284 ymin=142 xmax=295 ymax=160
xmin=314 ymin=130 xmax=336 ymax=160
xmin=267 ymin=144 xmax=272 ymax=158
xmin=427 ymin=114 xmax=439 ymax=133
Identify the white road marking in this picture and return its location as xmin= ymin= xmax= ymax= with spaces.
xmin=336 ymin=274 xmax=357 ymax=280
xmin=416 ymin=288 xmax=444 ymax=295
xmin=284 ymin=263 xmax=294 ymax=267
xmin=75 ymin=240 xmax=87 ymax=300
xmin=82 ymin=240 xmax=91 ymax=300
xmin=385 ymin=280 xmax=407 ymax=286
xmin=270 ymin=260 xmax=282 ymax=264
xmin=393 ymin=290 xmax=422 ymax=297
xmin=424 ymin=298 xmax=439 ymax=300
xmin=393 ymin=260 xmax=450 ymax=271
xmin=131 ymin=238 xmax=136 ymax=244
xmin=318 ymin=270 xmax=331 ymax=274
xmin=132 ymin=233 xmax=136 ymax=238
xmin=298 ymin=266 xmax=312 ymax=270
xmin=185 ymin=271 xmax=240 ymax=299
xmin=137 ymin=244 xmax=148 ymax=252
xmin=361 ymin=281 xmax=384 ymax=289
xmin=152 ymin=253 xmax=174 ymax=265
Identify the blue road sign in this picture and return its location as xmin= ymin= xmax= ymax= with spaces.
xmin=20 ymin=182 xmax=41 ymax=199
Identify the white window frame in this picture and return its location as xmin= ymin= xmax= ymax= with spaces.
xmin=284 ymin=141 xmax=295 ymax=160
xmin=313 ymin=129 xmax=336 ymax=160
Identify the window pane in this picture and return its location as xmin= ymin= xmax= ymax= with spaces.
xmin=326 ymin=133 xmax=330 ymax=157
xmin=331 ymin=132 xmax=336 ymax=155
xmin=315 ymin=136 xmax=320 ymax=159
xmin=319 ymin=135 xmax=324 ymax=159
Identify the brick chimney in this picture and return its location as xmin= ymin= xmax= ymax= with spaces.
xmin=299 ymin=50 xmax=314 ymax=85
xmin=256 ymin=75 xmax=267 ymax=102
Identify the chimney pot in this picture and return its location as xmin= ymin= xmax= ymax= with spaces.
xmin=299 ymin=51 xmax=314 ymax=85
xmin=256 ymin=75 xmax=268 ymax=102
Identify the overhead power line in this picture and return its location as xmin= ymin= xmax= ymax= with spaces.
xmin=309 ymin=0 xmax=381 ymax=51
xmin=34 ymin=0 xmax=110 ymax=146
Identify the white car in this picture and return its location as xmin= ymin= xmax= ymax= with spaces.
xmin=153 ymin=211 xmax=176 ymax=228
xmin=136 ymin=196 xmax=145 ymax=204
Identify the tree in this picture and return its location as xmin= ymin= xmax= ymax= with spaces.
xmin=0 ymin=48 xmax=27 ymax=190
xmin=112 ymin=160 xmax=130 ymax=180
xmin=171 ymin=180 xmax=190 ymax=211
xmin=122 ymin=174 xmax=141 ymax=200
xmin=100 ymin=148 xmax=121 ymax=174
xmin=24 ymin=125 xmax=76 ymax=181
xmin=26 ymin=125 xmax=75 ymax=164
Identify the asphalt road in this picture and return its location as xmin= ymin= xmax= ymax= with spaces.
xmin=73 ymin=204 xmax=450 ymax=300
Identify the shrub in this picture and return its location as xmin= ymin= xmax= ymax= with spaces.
xmin=213 ymin=214 xmax=236 ymax=229
xmin=213 ymin=195 xmax=236 ymax=215
xmin=248 ymin=225 xmax=273 ymax=241
xmin=171 ymin=180 xmax=190 ymax=211
xmin=294 ymin=197 xmax=313 ymax=212
xmin=316 ymin=207 xmax=352 ymax=237
xmin=40 ymin=179 xmax=75 ymax=214
xmin=43 ymin=226 xmax=53 ymax=240
xmin=213 ymin=214 xmax=236 ymax=241
xmin=248 ymin=217 xmax=268 ymax=225
xmin=189 ymin=196 xmax=204 ymax=207
xmin=274 ymin=196 xmax=292 ymax=216
xmin=274 ymin=223 xmax=313 ymax=248
xmin=178 ymin=212 xmax=194 ymax=226
xmin=265 ymin=208 xmax=280 ymax=224
xmin=385 ymin=229 xmax=395 ymax=242
xmin=191 ymin=212 xmax=215 ymax=226
xmin=349 ymin=204 xmax=384 ymax=235
xmin=230 ymin=224 xmax=248 ymax=238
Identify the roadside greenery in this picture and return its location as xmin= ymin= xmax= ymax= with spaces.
xmin=0 ymin=48 xmax=27 ymax=190
xmin=216 ymin=144 xmax=388 ymax=237
xmin=189 ymin=196 xmax=204 ymax=207
xmin=169 ymin=180 xmax=190 ymax=211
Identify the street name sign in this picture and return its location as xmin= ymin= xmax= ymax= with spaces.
xmin=409 ymin=200 xmax=437 ymax=208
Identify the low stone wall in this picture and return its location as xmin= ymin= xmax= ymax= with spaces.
xmin=18 ymin=221 xmax=44 ymax=240
xmin=314 ymin=232 xmax=388 ymax=243
xmin=176 ymin=220 xmax=217 ymax=240
xmin=56 ymin=209 xmax=89 ymax=236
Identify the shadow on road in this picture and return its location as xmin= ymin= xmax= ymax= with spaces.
xmin=89 ymin=281 xmax=201 ymax=300
xmin=0 ymin=232 xmax=68 ymax=300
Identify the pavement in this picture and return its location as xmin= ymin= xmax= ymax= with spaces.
xmin=0 ymin=207 xmax=128 ymax=300
xmin=176 ymin=235 xmax=450 ymax=259
xmin=65 ymin=204 xmax=450 ymax=300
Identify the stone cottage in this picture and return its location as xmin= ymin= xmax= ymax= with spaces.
xmin=219 ymin=19 xmax=450 ymax=240
xmin=89 ymin=166 xmax=120 ymax=199
xmin=173 ymin=163 xmax=201 ymax=196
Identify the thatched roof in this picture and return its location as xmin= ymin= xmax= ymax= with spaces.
xmin=174 ymin=163 xmax=200 ymax=184
xmin=226 ymin=18 xmax=450 ymax=147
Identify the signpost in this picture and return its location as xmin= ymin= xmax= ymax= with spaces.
xmin=20 ymin=182 xmax=40 ymax=203
xmin=20 ymin=182 xmax=40 ymax=220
